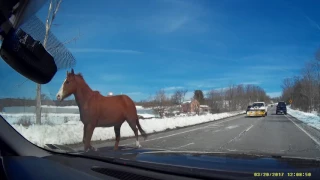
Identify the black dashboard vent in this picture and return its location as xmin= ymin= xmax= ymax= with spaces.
xmin=91 ymin=167 xmax=160 ymax=180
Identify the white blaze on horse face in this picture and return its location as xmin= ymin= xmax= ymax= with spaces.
xmin=56 ymin=78 xmax=66 ymax=101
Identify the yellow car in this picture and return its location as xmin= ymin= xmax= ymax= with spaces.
xmin=246 ymin=102 xmax=268 ymax=117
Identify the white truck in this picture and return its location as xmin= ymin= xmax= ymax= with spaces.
xmin=246 ymin=102 xmax=268 ymax=117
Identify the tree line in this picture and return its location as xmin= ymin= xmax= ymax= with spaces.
xmin=1 ymin=84 xmax=271 ymax=116
xmin=0 ymin=94 xmax=77 ymax=111
xmin=280 ymin=58 xmax=320 ymax=113
xmin=136 ymin=84 xmax=271 ymax=116
xmin=206 ymin=84 xmax=270 ymax=113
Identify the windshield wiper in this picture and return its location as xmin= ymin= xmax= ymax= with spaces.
xmin=44 ymin=144 xmax=78 ymax=154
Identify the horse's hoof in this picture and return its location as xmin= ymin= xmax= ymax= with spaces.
xmin=84 ymin=146 xmax=97 ymax=152
xmin=143 ymin=135 xmax=148 ymax=141
xmin=90 ymin=146 xmax=97 ymax=151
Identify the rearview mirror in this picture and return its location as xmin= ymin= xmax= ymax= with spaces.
xmin=0 ymin=28 xmax=57 ymax=84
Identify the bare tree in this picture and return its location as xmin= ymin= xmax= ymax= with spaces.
xmin=170 ymin=90 xmax=181 ymax=105
xmin=181 ymin=89 xmax=188 ymax=102
xmin=40 ymin=94 xmax=50 ymax=100
xmin=171 ymin=89 xmax=188 ymax=105
xmin=206 ymin=90 xmax=221 ymax=113
xmin=204 ymin=84 xmax=270 ymax=113
xmin=225 ymin=84 xmax=235 ymax=111
xmin=315 ymin=48 xmax=320 ymax=62
xmin=193 ymin=99 xmax=200 ymax=115
xmin=301 ymin=62 xmax=316 ymax=112
xmin=285 ymin=60 xmax=320 ymax=112
xmin=153 ymin=89 xmax=167 ymax=118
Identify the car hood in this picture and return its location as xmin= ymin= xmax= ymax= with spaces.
xmin=71 ymin=146 xmax=320 ymax=178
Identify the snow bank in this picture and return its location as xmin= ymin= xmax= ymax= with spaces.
xmin=287 ymin=107 xmax=320 ymax=130
xmin=1 ymin=113 xmax=80 ymax=125
xmin=41 ymin=105 xmax=78 ymax=109
xmin=2 ymin=111 xmax=244 ymax=147
xmin=138 ymin=113 xmax=157 ymax=118
xmin=1 ymin=106 xmax=158 ymax=124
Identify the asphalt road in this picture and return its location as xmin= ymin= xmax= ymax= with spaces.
xmin=72 ymin=106 xmax=320 ymax=159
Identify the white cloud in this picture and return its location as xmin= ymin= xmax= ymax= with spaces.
xmin=184 ymin=91 xmax=194 ymax=100
xmin=125 ymin=92 xmax=146 ymax=101
xmin=125 ymin=92 xmax=143 ymax=96
xmin=163 ymin=16 xmax=190 ymax=33
xmin=69 ymin=48 xmax=142 ymax=54
xmin=61 ymin=0 xmax=209 ymax=35
xmin=140 ymin=14 xmax=193 ymax=34
xmin=304 ymin=15 xmax=320 ymax=32
xmin=163 ymin=86 xmax=184 ymax=91
xmin=213 ymin=87 xmax=229 ymax=91
xmin=138 ymin=0 xmax=207 ymax=33
xmin=240 ymin=81 xmax=261 ymax=85
xmin=184 ymin=77 xmax=234 ymax=88
xmin=247 ymin=65 xmax=300 ymax=72
xmin=267 ymin=91 xmax=282 ymax=98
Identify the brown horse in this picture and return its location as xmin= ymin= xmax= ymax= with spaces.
xmin=56 ymin=69 xmax=148 ymax=152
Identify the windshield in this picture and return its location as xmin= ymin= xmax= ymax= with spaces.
xmin=278 ymin=102 xmax=286 ymax=106
xmin=252 ymin=103 xmax=264 ymax=107
xmin=1 ymin=0 xmax=320 ymax=165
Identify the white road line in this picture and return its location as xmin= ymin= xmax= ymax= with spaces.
xmin=122 ymin=115 xmax=243 ymax=146
xmin=212 ymin=129 xmax=221 ymax=133
xmin=226 ymin=149 xmax=238 ymax=151
xmin=225 ymin=125 xmax=239 ymax=130
xmin=207 ymin=124 xmax=223 ymax=127
xmin=245 ymin=124 xmax=254 ymax=132
xmin=285 ymin=115 xmax=320 ymax=147
xmin=227 ymin=124 xmax=254 ymax=143
xmin=171 ymin=143 xmax=195 ymax=150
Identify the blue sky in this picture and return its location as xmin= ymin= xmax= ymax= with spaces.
xmin=1 ymin=0 xmax=320 ymax=101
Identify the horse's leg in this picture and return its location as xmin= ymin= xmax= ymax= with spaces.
xmin=113 ymin=124 xmax=122 ymax=151
xmin=84 ymin=123 xmax=96 ymax=152
xmin=127 ymin=120 xmax=142 ymax=148
xmin=82 ymin=124 xmax=87 ymax=144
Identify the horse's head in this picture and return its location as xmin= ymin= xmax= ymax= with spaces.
xmin=56 ymin=68 xmax=77 ymax=101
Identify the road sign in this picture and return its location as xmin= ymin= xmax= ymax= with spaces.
xmin=289 ymin=99 xmax=293 ymax=104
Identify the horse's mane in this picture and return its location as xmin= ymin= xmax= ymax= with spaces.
xmin=75 ymin=73 xmax=84 ymax=79
xmin=75 ymin=73 xmax=101 ymax=94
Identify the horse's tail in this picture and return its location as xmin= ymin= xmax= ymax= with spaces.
xmin=137 ymin=119 xmax=148 ymax=140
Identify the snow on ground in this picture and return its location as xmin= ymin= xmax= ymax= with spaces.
xmin=287 ymin=107 xmax=320 ymax=130
xmin=1 ymin=111 xmax=244 ymax=148
xmin=1 ymin=105 xmax=158 ymax=123
xmin=41 ymin=105 xmax=78 ymax=109
xmin=136 ymin=106 xmax=144 ymax=109
xmin=138 ymin=113 xmax=157 ymax=118
xmin=1 ymin=113 xmax=79 ymax=125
